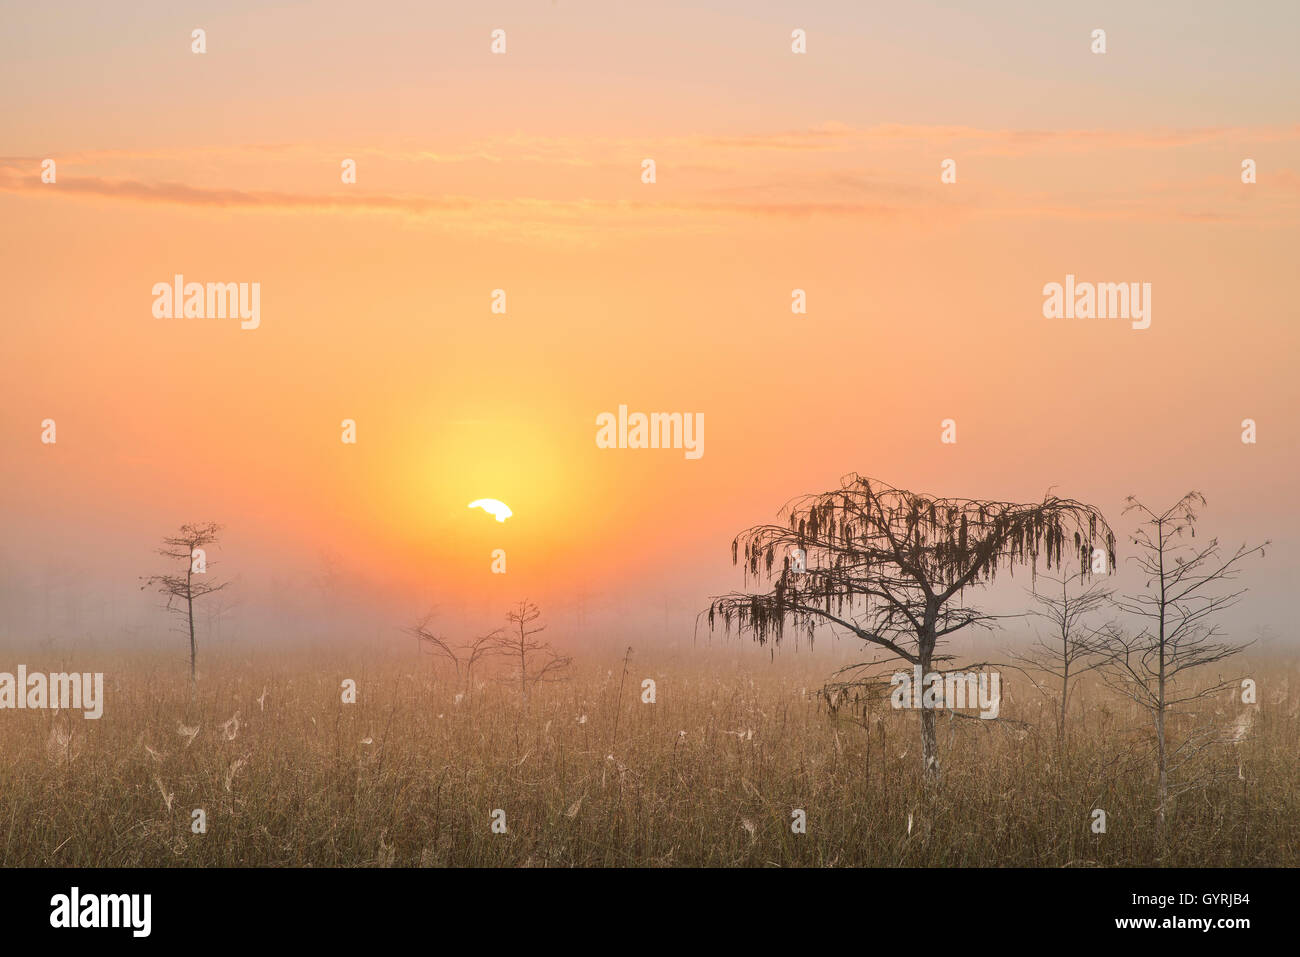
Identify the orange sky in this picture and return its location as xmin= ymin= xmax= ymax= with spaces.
xmin=1 ymin=2 xmax=1296 ymax=647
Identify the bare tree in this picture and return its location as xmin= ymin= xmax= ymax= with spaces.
xmin=141 ymin=522 xmax=229 ymax=682
xmin=1096 ymin=493 xmax=1267 ymax=842
xmin=1010 ymin=571 xmax=1114 ymax=756
xmin=488 ymin=600 xmax=571 ymax=705
xmin=406 ymin=612 xmax=461 ymax=679
xmin=405 ymin=611 xmax=505 ymax=701
xmin=460 ymin=630 xmax=503 ymax=696
xmin=705 ymin=474 xmax=1113 ymax=781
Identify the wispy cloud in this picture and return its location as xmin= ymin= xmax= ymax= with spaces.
xmin=697 ymin=123 xmax=1300 ymax=155
xmin=0 ymin=166 xmax=921 ymax=226
xmin=7 ymin=122 xmax=1298 ymax=170
xmin=3 ymin=121 xmax=1296 ymax=231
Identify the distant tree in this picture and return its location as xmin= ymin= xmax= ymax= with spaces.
xmin=459 ymin=630 xmax=503 ymax=696
xmin=1010 ymin=571 xmax=1115 ymax=756
xmin=405 ymin=611 xmax=506 ymax=701
xmin=1095 ymin=493 xmax=1267 ymax=842
xmin=406 ymin=611 xmax=461 ymax=679
xmin=705 ymin=474 xmax=1113 ymax=781
xmin=141 ymin=522 xmax=229 ymax=682
xmin=488 ymin=600 xmax=571 ymax=704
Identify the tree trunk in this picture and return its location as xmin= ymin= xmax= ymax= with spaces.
xmin=919 ymin=614 xmax=941 ymax=783
xmin=1058 ymin=628 xmax=1071 ymax=757
xmin=519 ymin=641 xmax=527 ymax=705
xmin=1059 ymin=669 xmax=1069 ymax=758
xmin=920 ymin=705 xmax=941 ymax=782
xmin=1155 ymin=522 xmax=1168 ymax=847
xmin=186 ymin=567 xmax=196 ymax=683
xmin=1155 ymin=706 xmax=1168 ymax=843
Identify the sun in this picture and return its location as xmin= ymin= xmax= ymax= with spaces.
xmin=468 ymin=499 xmax=513 ymax=523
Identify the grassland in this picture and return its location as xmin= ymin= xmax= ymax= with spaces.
xmin=2 ymin=643 xmax=1297 ymax=867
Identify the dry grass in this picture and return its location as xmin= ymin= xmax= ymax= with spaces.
xmin=2 ymin=644 xmax=1298 ymax=867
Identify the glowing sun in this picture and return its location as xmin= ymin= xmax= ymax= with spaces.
xmin=468 ymin=499 xmax=513 ymax=523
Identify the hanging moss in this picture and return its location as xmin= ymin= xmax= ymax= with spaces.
xmin=706 ymin=476 xmax=1112 ymax=662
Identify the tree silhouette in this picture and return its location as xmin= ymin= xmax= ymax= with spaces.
xmin=406 ymin=611 xmax=505 ymax=700
xmin=141 ymin=522 xmax=229 ymax=682
xmin=488 ymin=600 xmax=571 ymax=705
xmin=1010 ymin=571 xmax=1115 ymax=757
xmin=1095 ymin=493 xmax=1267 ymax=844
xmin=706 ymin=474 xmax=1113 ymax=781
xmin=407 ymin=611 xmax=461 ymax=676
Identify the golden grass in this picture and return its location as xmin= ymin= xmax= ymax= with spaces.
xmin=2 ymin=645 xmax=1297 ymax=867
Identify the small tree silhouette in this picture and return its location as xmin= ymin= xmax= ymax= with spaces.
xmin=1010 ymin=571 xmax=1115 ymax=757
xmin=460 ymin=630 xmax=504 ymax=696
xmin=406 ymin=612 xmax=503 ymax=700
xmin=488 ymin=600 xmax=571 ymax=705
xmin=1095 ymin=493 xmax=1267 ymax=844
xmin=141 ymin=522 xmax=229 ymax=682
xmin=407 ymin=611 xmax=461 ymax=676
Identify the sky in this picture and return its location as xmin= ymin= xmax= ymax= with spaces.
xmin=1 ymin=1 xmax=1297 ymax=654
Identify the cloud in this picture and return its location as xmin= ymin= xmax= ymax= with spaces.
xmin=0 ymin=165 xmax=915 ymax=224
xmin=698 ymin=123 xmax=1300 ymax=156
xmin=3 ymin=120 xmax=1297 ymax=230
xmin=7 ymin=122 xmax=1298 ymax=171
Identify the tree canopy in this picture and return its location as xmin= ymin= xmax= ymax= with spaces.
xmin=707 ymin=474 xmax=1115 ymax=664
